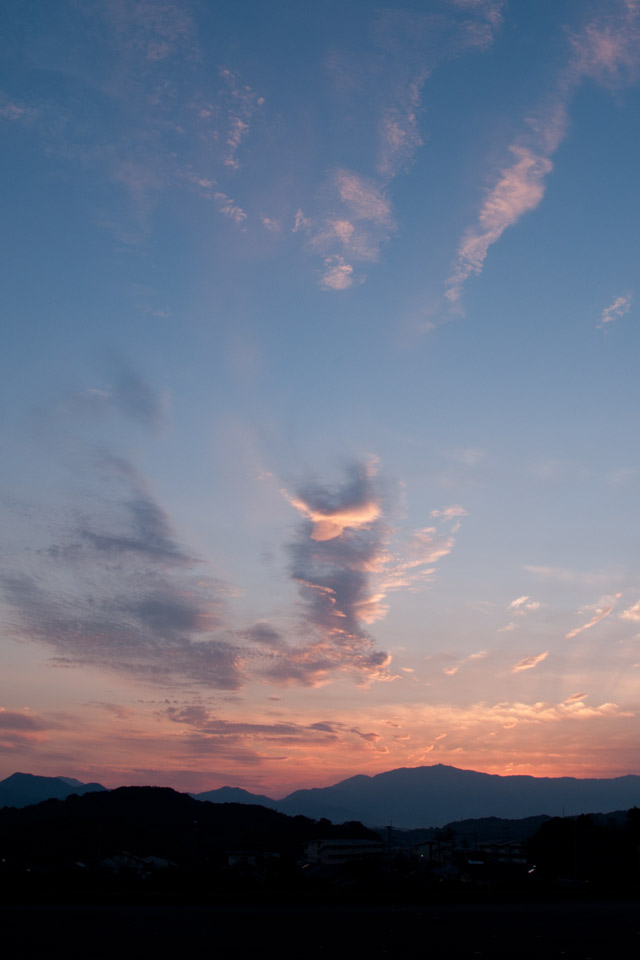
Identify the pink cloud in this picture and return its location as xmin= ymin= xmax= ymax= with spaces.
xmin=446 ymin=1 xmax=640 ymax=305
xmin=377 ymin=72 xmax=427 ymax=178
xmin=619 ymin=599 xmax=640 ymax=621
xmin=214 ymin=192 xmax=247 ymax=224
xmin=261 ymin=216 xmax=281 ymax=233
xmin=570 ymin=3 xmax=640 ymax=86
xmin=284 ymin=475 xmax=381 ymax=542
xmin=292 ymin=209 xmax=311 ymax=233
xmin=447 ymin=145 xmax=552 ymax=302
xmin=512 ymin=650 xmax=549 ymax=673
xmin=319 ymin=256 xmax=355 ymax=290
xmin=565 ymin=594 xmax=622 ymax=639
xmin=598 ymin=293 xmax=632 ymax=328
xmin=329 ymin=219 xmax=355 ymax=244
xmin=218 ymin=67 xmax=265 ymax=171
xmin=335 ymin=169 xmax=393 ymax=225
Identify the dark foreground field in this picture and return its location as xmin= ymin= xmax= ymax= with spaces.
xmin=2 ymin=901 xmax=639 ymax=958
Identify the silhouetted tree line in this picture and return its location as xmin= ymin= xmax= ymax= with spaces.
xmin=527 ymin=807 xmax=640 ymax=888
xmin=1 ymin=788 xmax=639 ymax=904
xmin=0 ymin=787 xmax=378 ymax=902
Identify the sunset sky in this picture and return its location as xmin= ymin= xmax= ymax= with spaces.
xmin=2 ymin=0 xmax=640 ymax=796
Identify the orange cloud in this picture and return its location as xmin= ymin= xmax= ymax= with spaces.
xmin=284 ymin=492 xmax=381 ymax=542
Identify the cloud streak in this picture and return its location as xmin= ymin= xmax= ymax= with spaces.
xmin=447 ymin=146 xmax=552 ymax=302
xmin=565 ymin=594 xmax=621 ymax=639
xmin=512 ymin=650 xmax=549 ymax=673
xmin=446 ymin=0 xmax=640 ymax=304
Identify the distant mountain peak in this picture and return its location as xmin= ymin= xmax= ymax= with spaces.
xmin=0 ymin=771 xmax=107 ymax=809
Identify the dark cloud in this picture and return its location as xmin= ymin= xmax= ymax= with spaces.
xmin=279 ymin=461 xmax=391 ymax=684
xmin=112 ymin=367 xmax=165 ymax=429
xmin=80 ymin=493 xmax=194 ymax=565
xmin=1 ymin=475 xmax=243 ymax=690
xmin=0 ymin=710 xmax=50 ymax=731
xmin=161 ymin=707 xmax=387 ymax=762
xmin=295 ymin=460 xmax=377 ymax=519
xmin=239 ymin=623 xmax=282 ymax=646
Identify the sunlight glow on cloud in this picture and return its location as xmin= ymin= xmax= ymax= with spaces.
xmin=512 ymin=650 xmax=549 ymax=672
xmin=275 ymin=462 xmax=467 ymax=685
xmin=284 ymin=483 xmax=381 ymax=542
xmin=620 ymin=600 xmax=640 ymax=621
xmin=508 ymin=596 xmax=541 ymax=616
xmin=565 ymin=594 xmax=622 ymax=639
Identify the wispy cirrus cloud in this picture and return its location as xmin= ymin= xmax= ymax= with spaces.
xmin=377 ymin=71 xmax=427 ymax=179
xmin=162 ymin=706 xmax=387 ymax=760
xmin=95 ymin=0 xmax=197 ymax=64
xmin=446 ymin=146 xmax=552 ymax=302
xmin=565 ymin=593 xmax=622 ymax=639
xmin=446 ymin=0 xmax=640 ymax=304
xmin=0 ymin=91 xmax=37 ymax=123
xmin=443 ymin=648 xmax=488 ymax=676
xmin=214 ymin=191 xmax=248 ymax=225
xmin=498 ymin=595 xmax=542 ymax=634
xmin=217 ymin=66 xmax=265 ymax=171
xmin=2 ymin=4 xmax=265 ymax=244
xmin=598 ymin=293 xmax=632 ymax=328
xmin=449 ymin=0 xmax=504 ymax=29
xmin=307 ymin=170 xmax=396 ymax=289
xmin=300 ymin=1 xmax=503 ymax=289
xmin=524 ymin=564 xmax=623 ymax=588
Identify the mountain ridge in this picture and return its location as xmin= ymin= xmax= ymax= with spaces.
xmin=3 ymin=764 xmax=639 ymax=828
xmin=0 ymin=772 xmax=107 ymax=809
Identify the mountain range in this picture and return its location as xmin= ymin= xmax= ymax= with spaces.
xmin=0 ymin=772 xmax=107 ymax=809
xmin=2 ymin=764 xmax=639 ymax=828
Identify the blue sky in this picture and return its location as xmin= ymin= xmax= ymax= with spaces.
xmin=1 ymin=0 xmax=640 ymax=793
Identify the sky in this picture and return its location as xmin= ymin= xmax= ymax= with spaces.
xmin=1 ymin=0 xmax=640 ymax=796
